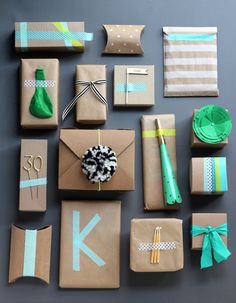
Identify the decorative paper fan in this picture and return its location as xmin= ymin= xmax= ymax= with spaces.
xmin=193 ymin=105 xmax=232 ymax=144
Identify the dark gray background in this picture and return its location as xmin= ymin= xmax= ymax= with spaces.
xmin=0 ymin=0 xmax=235 ymax=302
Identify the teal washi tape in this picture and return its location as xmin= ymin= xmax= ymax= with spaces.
xmin=23 ymin=230 xmax=37 ymax=277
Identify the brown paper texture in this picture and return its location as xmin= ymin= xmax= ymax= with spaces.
xmin=76 ymin=65 xmax=107 ymax=124
xmin=103 ymin=25 xmax=145 ymax=54
xmin=192 ymin=213 xmax=227 ymax=250
xmin=113 ymin=65 xmax=155 ymax=107
xmin=9 ymin=224 xmax=52 ymax=284
xmin=15 ymin=22 xmax=85 ymax=52
xmin=130 ymin=218 xmax=184 ymax=272
xmin=19 ymin=139 xmax=48 ymax=212
xmin=58 ymin=129 xmax=135 ymax=191
xmin=141 ymin=114 xmax=179 ymax=210
xmin=21 ymin=59 xmax=59 ymax=129
xmin=59 ymin=200 xmax=121 ymax=288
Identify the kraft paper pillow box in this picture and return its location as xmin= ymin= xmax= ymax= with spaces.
xmin=59 ymin=201 xmax=121 ymax=288
xmin=9 ymin=224 xmax=52 ymax=284
xmin=113 ymin=65 xmax=155 ymax=107
xmin=58 ymin=129 xmax=135 ymax=191
xmin=141 ymin=114 xmax=179 ymax=210
xmin=190 ymin=157 xmax=228 ymax=195
xmin=130 ymin=218 xmax=184 ymax=272
xmin=19 ymin=139 xmax=48 ymax=212
xmin=21 ymin=59 xmax=59 ymax=129
xmin=15 ymin=22 xmax=93 ymax=52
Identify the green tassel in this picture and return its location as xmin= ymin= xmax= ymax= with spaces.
xmin=29 ymin=68 xmax=54 ymax=119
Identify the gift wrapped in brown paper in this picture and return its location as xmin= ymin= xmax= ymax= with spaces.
xmin=62 ymin=65 xmax=107 ymax=124
xmin=15 ymin=22 xmax=93 ymax=52
xmin=9 ymin=224 xmax=52 ymax=284
xmin=59 ymin=200 xmax=121 ymax=288
xmin=130 ymin=218 xmax=184 ymax=272
xmin=141 ymin=114 xmax=179 ymax=210
xmin=58 ymin=129 xmax=135 ymax=191
xmin=19 ymin=139 xmax=48 ymax=212
xmin=21 ymin=59 xmax=59 ymax=128
xmin=113 ymin=65 xmax=155 ymax=107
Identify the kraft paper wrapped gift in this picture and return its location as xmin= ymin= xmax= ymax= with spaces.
xmin=103 ymin=24 xmax=145 ymax=55
xmin=163 ymin=27 xmax=219 ymax=97
xmin=9 ymin=224 xmax=52 ymax=284
xmin=58 ymin=129 xmax=135 ymax=191
xmin=19 ymin=139 xmax=48 ymax=212
xmin=113 ymin=65 xmax=155 ymax=107
xmin=15 ymin=22 xmax=93 ymax=52
xmin=130 ymin=218 xmax=184 ymax=272
xmin=59 ymin=200 xmax=121 ymax=288
xmin=141 ymin=114 xmax=179 ymax=210
xmin=190 ymin=157 xmax=228 ymax=195
xmin=21 ymin=59 xmax=59 ymax=129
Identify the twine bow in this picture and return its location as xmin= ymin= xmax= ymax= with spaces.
xmin=192 ymin=224 xmax=231 ymax=269
xmin=62 ymin=80 xmax=107 ymax=121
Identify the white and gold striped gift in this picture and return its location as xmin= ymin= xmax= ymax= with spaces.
xmin=163 ymin=27 xmax=219 ymax=97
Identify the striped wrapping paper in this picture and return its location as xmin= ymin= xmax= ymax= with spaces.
xmin=163 ymin=27 xmax=219 ymax=97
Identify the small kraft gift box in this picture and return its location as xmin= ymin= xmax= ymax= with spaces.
xmin=9 ymin=224 xmax=52 ymax=284
xmin=15 ymin=22 xmax=93 ymax=52
xmin=113 ymin=65 xmax=155 ymax=107
xmin=130 ymin=218 xmax=184 ymax=272
xmin=19 ymin=139 xmax=48 ymax=212
xmin=190 ymin=157 xmax=228 ymax=195
xmin=21 ymin=59 xmax=59 ymax=129
xmin=191 ymin=213 xmax=231 ymax=269
xmin=58 ymin=129 xmax=135 ymax=191
xmin=59 ymin=201 xmax=121 ymax=288
xmin=62 ymin=65 xmax=107 ymax=124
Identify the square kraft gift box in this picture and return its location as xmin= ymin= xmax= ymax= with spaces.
xmin=19 ymin=139 xmax=48 ymax=212
xmin=9 ymin=224 xmax=52 ymax=284
xmin=59 ymin=201 xmax=121 ymax=288
xmin=113 ymin=65 xmax=155 ymax=107
xmin=21 ymin=59 xmax=59 ymax=128
xmin=190 ymin=157 xmax=228 ymax=194
xmin=130 ymin=218 xmax=184 ymax=272
xmin=163 ymin=27 xmax=219 ymax=97
xmin=58 ymin=129 xmax=135 ymax=191
xmin=141 ymin=114 xmax=179 ymax=210
xmin=15 ymin=22 xmax=93 ymax=52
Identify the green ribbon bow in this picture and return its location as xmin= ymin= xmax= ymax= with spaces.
xmin=192 ymin=224 xmax=231 ymax=269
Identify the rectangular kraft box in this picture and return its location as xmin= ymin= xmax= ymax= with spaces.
xmin=76 ymin=65 xmax=107 ymax=124
xmin=59 ymin=200 xmax=121 ymax=288
xmin=190 ymin=157 xmax=228 ymax=195
xmin=21 ymin=59 xmax=59 ymax=129
xmin=141 ymin=114 xmax=179 ymax=210
xmin=9 ymin=224 xmax=52 ymax=284
xmin=130 ymin=218 xmax=184 ymax=272
xmin=19 ymin=139 xmax=48 ymax=212
xmin=113 ymin=65 xmax=155 ymax=106
xmin=58 ymin=129 xmax=135 ymax=191
xmin=191 ymin=109 xmax=228 ymax=148
xmin=192 ymin=213 xmax=227 ymax=250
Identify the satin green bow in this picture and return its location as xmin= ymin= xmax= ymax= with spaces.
xmin=192 ymin=224 xmax=231 ymax=269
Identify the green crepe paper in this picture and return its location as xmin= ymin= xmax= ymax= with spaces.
xmin=29 ymin=68 xmax=54 ymax=119
xmin=193 ymin=105 xmax=232 ymax=144
xmin=192 ymin=224 xmax=231 ymax=269
xmin=160 ymin=143 xmax=182 ymax=205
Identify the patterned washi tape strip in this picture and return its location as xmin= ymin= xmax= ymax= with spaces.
xmin=138 ymin=242 xmax=176 ymax=251
xmin=24 ymin=80 xmax=56 ymax=88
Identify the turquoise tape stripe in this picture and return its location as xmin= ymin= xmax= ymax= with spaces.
xmin=23 ymin=230 xmax=37 ymax=277
xmin=61 ymin=22 xmax=72 ymax=48
xmin=116 ymin=83 xmax=147 ymax=92
xmin=219 ymin=157 xmax=228 ymax=192
xmin=203 ymin=158 xmax=208 ymax=192
xmin=20 ymin=178 xmax=47 ymax=189
xmin=166 ymin=33 xmax=216 ymax=41
xmin=15 ymin=31 xmax=93 ymax=41
xmin=73 ymin=210 xmax=105 ymax=271
xmin=19 ymin=22 xmax=28 ymax=48
xmin=211 ymin=158 xmax=216 ymax=192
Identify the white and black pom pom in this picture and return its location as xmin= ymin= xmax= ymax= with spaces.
xmin=81 ymin=145 xmax=118 ymax=183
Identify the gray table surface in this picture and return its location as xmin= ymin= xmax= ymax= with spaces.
xmin=0 ymin=0 xmax=235 ymax=302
